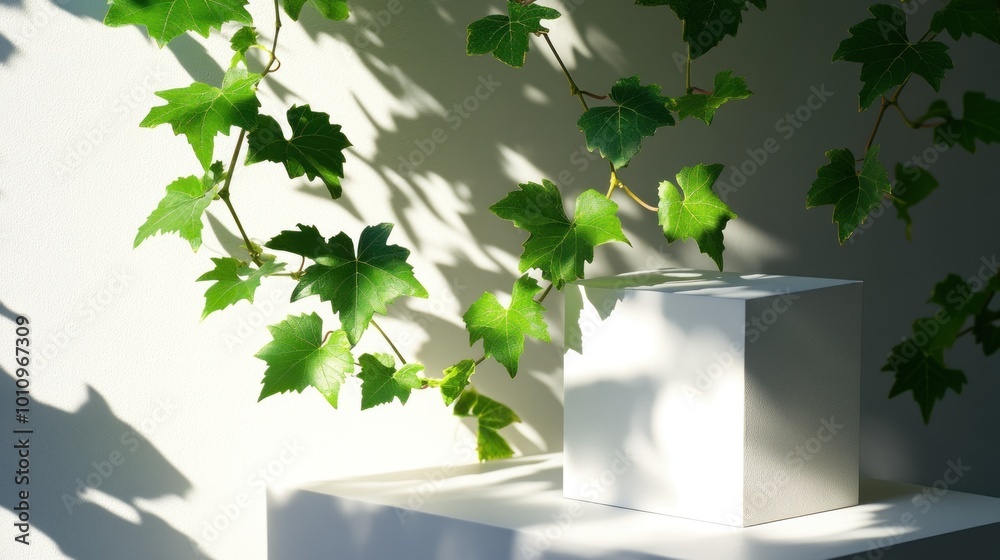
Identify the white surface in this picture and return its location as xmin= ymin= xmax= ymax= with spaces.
xmin=2 ymin=0 xmax=1000 ymax=558
xmin=564 ymin=270 xmax=862 ymax=526
xmin=268 ymin=453 xmax=1000 ymax=560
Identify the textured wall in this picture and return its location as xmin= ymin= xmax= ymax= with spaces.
xmin=0 ymin=0 xmax=997 ymax=558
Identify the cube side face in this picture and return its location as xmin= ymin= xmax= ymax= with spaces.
xmin=742 ymin=282 xmax=862 ymax=526
xmin=564 ymin=284 xmax=747 ymax=525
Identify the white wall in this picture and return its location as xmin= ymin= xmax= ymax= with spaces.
xmin=1 ymin=0 xmax=998 ymax=558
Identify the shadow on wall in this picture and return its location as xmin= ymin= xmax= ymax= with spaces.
xmin=0 ymin=310 xmax=211 ymax=559
xmin=0 ymin=0 xmax=226 ymax=85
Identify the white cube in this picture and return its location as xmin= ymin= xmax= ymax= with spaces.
xmin=563 ymin=269 xmax=862 ymax=527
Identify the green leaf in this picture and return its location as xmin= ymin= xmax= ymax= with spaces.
xmin=635 ymin=0 xmax=765 ymax=57
xmin=104 ymin=0 xmax=251 ymax=47
xmin=246 ymin=105 xmax=351 ymax=200
xmin=265 ymin=224 xmax=328 ymax=259
xmin=466 ymin=1 xmax=560 ymax=68
xmin=141 ymin=67 xmax=261 ymax=170
xmin=833 ymin=4 xmax=953 ymax=110
xmin=883 ymin=342 xmax=966 ymax=424
xmin=807 ymin=146 xmax=891 ymax=244
xmin=577 ymin=76 xmax=674 ymax=169
xmin=463 ymin=275 xmax=550 ymax=378
xmin=440 ymin=360 xmax=476 ymax=405
xmin=283 ymin=0 xmax=349 ymax=21
xmin=891 ymin=164 xmax=939 ymax=240
xmin=284 ymin=223 xmax=427 ymax=346
xmin=932 ymin=92 xmax=1000 ymax=154
xmin=930 ymin=0 xmax=1000 ymax=43
xmin=671 ymin=70 xmax=751 ymax=125
xmin=196 ymin=258 xmax=285 ymax=320
xmin=490 ymin=181 xmax=630 ymax=289
xmin=256 ymin=314 xmax=355 ymax=408
xmin=453 ymin=388 xmax=520 ymax=461
xmin=926 ymin=274 xmax=990 ymax=350
xmin=134 ymin=162 xmax=224 ymax=251
xmin=657 ymin=164 xmax=737 ymax=270
xmin=230 ymin=26 xmax=259 ymax=68
xmin=357 ymin=353 xmax=423 ymax=409
xmin=973 ymin=307 xmax=1000 ymax=356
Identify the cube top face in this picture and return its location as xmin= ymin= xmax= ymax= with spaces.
xmin=564 ymin=269 xmax=861 ymax=527
xmin=574 ymin=268 xmax=859 ymax=300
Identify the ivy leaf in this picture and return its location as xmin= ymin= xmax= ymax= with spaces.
xmin=196 ymin=258 xmax=285 ymax=320
xmin=104 ymin=0 xmax=252 ymax=47
xmin=884 ymin=343 xmax=966 ymax=424
xmin=635 ymin=0 xmax=765 ymax=58
xmin=833 ymin=4 xmax=953 ymax=110
xmin=357 ymin=353 xmax=423 ymax=409
xmin=453 ymin=388 xmax=520 ymax=461
xmin=246 ymin=105 xmax=351 ymax=200
xmin=973 ymin=308 xmax=1000 ymax=356
xmin=283 ymin=0 xmax=349 ymax=21
xmin=490 ymin=181 xmax=630 ymax=289
xmin=926 ymin=274 xmax=989 ymax=350
xmin=930 ymin=0 xmax=1000 ymax=43
xmin=463 ymin=275 xmax=550 ymax=378
xmin=891 ymin=164 xmax=939 ymax=239
xmin=265 ymin=224 xmax=328 ymax=259
xmin=134 ymin=162 xmax=224 ymax=251
xmin=657 ymin=164 xmax=737 ymax=270
xmin=466 ymin=1 xmax=560 ymax=68
xmin=256 ymin=314 xmax=355 ymax=408
xmin=440 ymin=360 xmax=476 ymax=405
xmin=141 ymin=67 xmax=261 ymax=170
xmin=578 ymin=76 xmax=674 ymax=169
xmin=932 ymin=92 xmax=1000 ymax=154
xmin=807 ymin=146 xmax=891 ymax=244
xmin=288 ymin=223 xmax=428 ymax=346
xmin=671 ymin=70 xmax=751 ymax=125
xmin=230 ymin=26 xmax=259 ymax=68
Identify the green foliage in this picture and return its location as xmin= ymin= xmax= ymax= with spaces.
xmin=490 ymin=181 xmax=630 ymax=289
xmin=930 ymin=0 xmax=1000 ymax=43
xmin=256 ymin=314 xmax=355 ymax=408
xmin=270 ymin=223 xmax=427 ymax=346
xmin=453 ymin=388 xmax=520 ymax=461
xmin=891 ymin=164 xmax=939 ymax=240
xmin=884 ymin=341 xmax=966 ymax=424
xmin=930 ymin=92 xmax=1000 ymax=154
xmin=246 ymin=105 xmax=352 ymax=200
xmin=440 ymin=360 xmax=476 ymax=406
xmin=671 ymin=70 xmax=751 ymax=125
xmin=657 ymin=164 xmax=737 ymax=270
xmin=357 ymin=353 xmax=423 ymax=409
xmin=578 ymin=76 xmax=674 ymax=169
xmin=104 ymin=0 xmax=251 ymax=46
xmin=284 ymin=0 xmax=350 ymax=22
xmin=141 ymin=67 xmax=261 ymax=170
xmin=135 ymin=162 xmax=224 ymax=251
xmin=463 ymin=275 xmax=550 ymax=378
xmin=833 ymin=4 xmax=953 ymax=110
xmin=635 ymin=0 xmax=766 ymax=58
xmin=807 ymin=146 xmax=890 ymax=244
xmin=197 ymin=258 xmax=285 ymax=319
xmin=466 ymin=1 xmax=560 ymax=68
xmin=230 ymin=26 xmax=259 ymax=68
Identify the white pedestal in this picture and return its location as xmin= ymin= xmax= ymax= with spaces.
xmin=267 ymin=454 xmax=1000 ymax=560
xmin=563 ymin=269 xmax=862 ymax=526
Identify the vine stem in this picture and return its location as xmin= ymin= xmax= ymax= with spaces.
xmin=541 ymin=33 xmax=589 ymax=112
xmin=371 ymin=319 xmax=407 ymax=365
xmin=684 ymin=23 xmax=693 ymax=95
xmin=216 ymin=0 xmax=283 ymax=267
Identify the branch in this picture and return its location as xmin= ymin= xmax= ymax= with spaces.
xmin=371 ymin=318 xmax=408 ymax=365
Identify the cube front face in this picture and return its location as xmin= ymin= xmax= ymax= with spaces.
xmin=563 ymin=270 xmax=861 ymax=527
